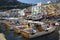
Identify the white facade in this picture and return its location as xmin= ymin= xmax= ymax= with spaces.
xmin=19 ymin=8 xmax=26 ymax=16
xmin=0 ymin=12 xmax=9 ymax=17
xmin=9 ymin=9 xmax=21 ymax=17
xmin=31 ymin=2 xmax=43 ymax=15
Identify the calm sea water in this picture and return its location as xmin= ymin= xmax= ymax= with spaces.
xmin=0 ymin=23 xmax=60 ymax=40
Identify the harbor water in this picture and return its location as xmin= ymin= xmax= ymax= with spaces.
xmin=0 ymin=23 xmax=60 ymax=40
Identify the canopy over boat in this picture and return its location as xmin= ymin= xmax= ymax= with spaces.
xmin=27 ymin=20 xmax=44 ymax=25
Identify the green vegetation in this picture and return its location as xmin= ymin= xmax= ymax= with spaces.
xmin=0 ymin=0 xmax=32 ymax=11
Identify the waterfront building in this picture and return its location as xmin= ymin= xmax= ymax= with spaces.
xmin=25 ymin=6 xmax=32 ymax=16
xmin=19 ymin=8 xmax=26 ymax=16
xmin=27 ymin=1 xmax=60 ymax=17
xmin=31 ymin=2 xmax=43 ymax=16
xmin=4 ymin=2 xmax=60 ymax=17
xmin=0 ymin=12 xmax=9 ymax=17
xmin=41 ymin=1 xmax=59 ymax=16
xmin=5 ymin=9 xmax=21 ymax=17
xmin=10 ymin=9 xmax=21 ymax=17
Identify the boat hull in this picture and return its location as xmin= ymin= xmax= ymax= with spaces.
xmin=20 ymin=27 xmax=56 ymax=38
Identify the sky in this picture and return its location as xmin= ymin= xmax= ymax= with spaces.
xmin=18 ymin=0 xmax=56 ymax=4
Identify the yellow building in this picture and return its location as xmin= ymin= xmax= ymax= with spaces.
xmin=42 ymin=2 xmax=60 ymax=16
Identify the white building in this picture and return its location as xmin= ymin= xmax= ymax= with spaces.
xmin=19 ymin=8 xmax=26 ymax=16
xmin=0 ymin=12 xmax=9 ymax=17
xmin=10 ymin=9 xmax=21 ymax=17
xmin=31 ymin=2 xmax=43 ymax=16
xmin=5 ymin=9 xmax=21 ymax=17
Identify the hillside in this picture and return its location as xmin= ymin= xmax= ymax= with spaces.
xmin=0 ymin=0 xmax=32 ymax=10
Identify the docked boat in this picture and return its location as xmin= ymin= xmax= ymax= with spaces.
xmin=26 ymin=14 xmax=44 ymax=21
xmin=32 ymin=15 xmax=43 ymax=21
xmin=20 ymin=21 xmax=56 ymax=38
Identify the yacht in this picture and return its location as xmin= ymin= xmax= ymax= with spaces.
xmin=20 ymin=21 xmax=56 ymax=38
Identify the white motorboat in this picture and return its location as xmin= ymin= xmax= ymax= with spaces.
xmin=20 ymin=21 xmax=56 ymax=38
